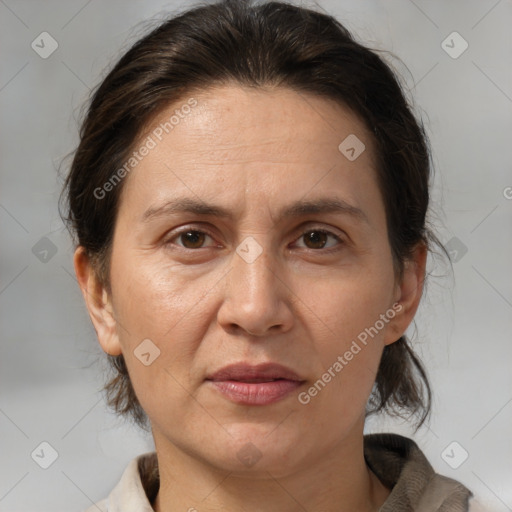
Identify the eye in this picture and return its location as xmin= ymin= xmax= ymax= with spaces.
xmin=164 ymin=226 xmax=344 ymax=251
xmin=166 ymin=229 xmax=217 ymax=249
xmin=294 ymin=228 xmax=343 ymax=250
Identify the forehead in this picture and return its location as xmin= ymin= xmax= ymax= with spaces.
xmin=118 ymin=85 xmax=380 ymax=219
xmin=143 ymin=85 xmax=374 ymax=162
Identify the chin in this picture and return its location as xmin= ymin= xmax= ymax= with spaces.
xmin=210 ymin=425 xmax=304 ymax=476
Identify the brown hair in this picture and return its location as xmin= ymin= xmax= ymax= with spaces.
xmin=61 ymin=0 xmax=449 ymax=430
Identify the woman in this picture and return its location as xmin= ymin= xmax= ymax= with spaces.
xmin=61 ymin=0 xmax=476 ymax=510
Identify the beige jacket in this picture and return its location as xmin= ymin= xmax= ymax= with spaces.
xmin=86 ymin=433 xmax=481 ymax=511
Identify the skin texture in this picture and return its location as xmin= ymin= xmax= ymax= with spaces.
xmin=75 ymin=85 xmax=427 ymax=512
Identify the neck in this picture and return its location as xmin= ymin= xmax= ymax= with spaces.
xmin=151 ymin=425 xmax=390 ymax=512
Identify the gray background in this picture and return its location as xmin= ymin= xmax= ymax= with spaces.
xmin=1 ymin=0 xmax=511 ymax=511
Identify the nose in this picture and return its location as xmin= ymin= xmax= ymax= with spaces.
xmin=216 ymin=239 xmax=294 ymax=337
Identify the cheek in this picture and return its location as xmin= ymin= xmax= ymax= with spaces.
xmin=297 ymin=262 xmax=395 ymax=398
xmin=109 ymin=253 xmax=225 ymax=404
xmin=300 ymin=261 xmax=395 ymax=343
xmin=111 ymin=255 xmax=212 ymax=341
xmin=298 ymin=285 xmax=390 ymax=424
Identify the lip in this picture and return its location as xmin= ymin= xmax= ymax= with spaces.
xmin=206 ymin=363 xmax=306 ymax=405
xmin=207 ymin=362 xmax=303 ymax=382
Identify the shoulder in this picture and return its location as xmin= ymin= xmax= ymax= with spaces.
xmin=364 ymin=433 xmax=475 ymax=511
xmin=467 ymin=499 xmax=491 ymax=512
xmin=81 ymin=452 xmax=158 ymax=512
xmin=84 ymin=498 xmax=107 ymax=512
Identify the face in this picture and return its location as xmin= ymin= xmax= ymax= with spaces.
xmin=76 ymin=85 xmax=425 ymax=478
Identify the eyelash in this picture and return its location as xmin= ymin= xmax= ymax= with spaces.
xmin=164 ymin=226 xmax=344 ymax=252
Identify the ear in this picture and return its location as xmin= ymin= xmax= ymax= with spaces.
xmin=73 ymin=246 xmax=122 ymax=356
xmin=383 ymin=242 xmax=427 ymax=346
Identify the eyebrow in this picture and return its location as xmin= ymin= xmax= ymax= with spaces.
xmin=141 ymin=196 xmax=369 ymax=225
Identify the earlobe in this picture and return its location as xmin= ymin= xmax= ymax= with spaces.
xmin=73 ymin=246 xmax=122 ymax=356
xmin=383 ymin=242 xmax=427 ymax=346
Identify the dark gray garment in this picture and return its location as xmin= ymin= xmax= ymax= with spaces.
xmin=364 ymin=433 xmax=473 ymax=511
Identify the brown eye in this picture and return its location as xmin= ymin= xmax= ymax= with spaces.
xmin=296 ymin=229 xmax=342 ymax=250
xmin=170 ymin=230 xmax=215 ymax=249
xmin=304 ymin=231 xmax=328 ymax=249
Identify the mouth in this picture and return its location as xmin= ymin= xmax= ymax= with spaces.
xmin=207 ymin=362 xmax=304 ymax=382
xmin=229 ymin=378 xmax=284 ymax=383
xmin=206 ymin=362 xmax=306 ymax=405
